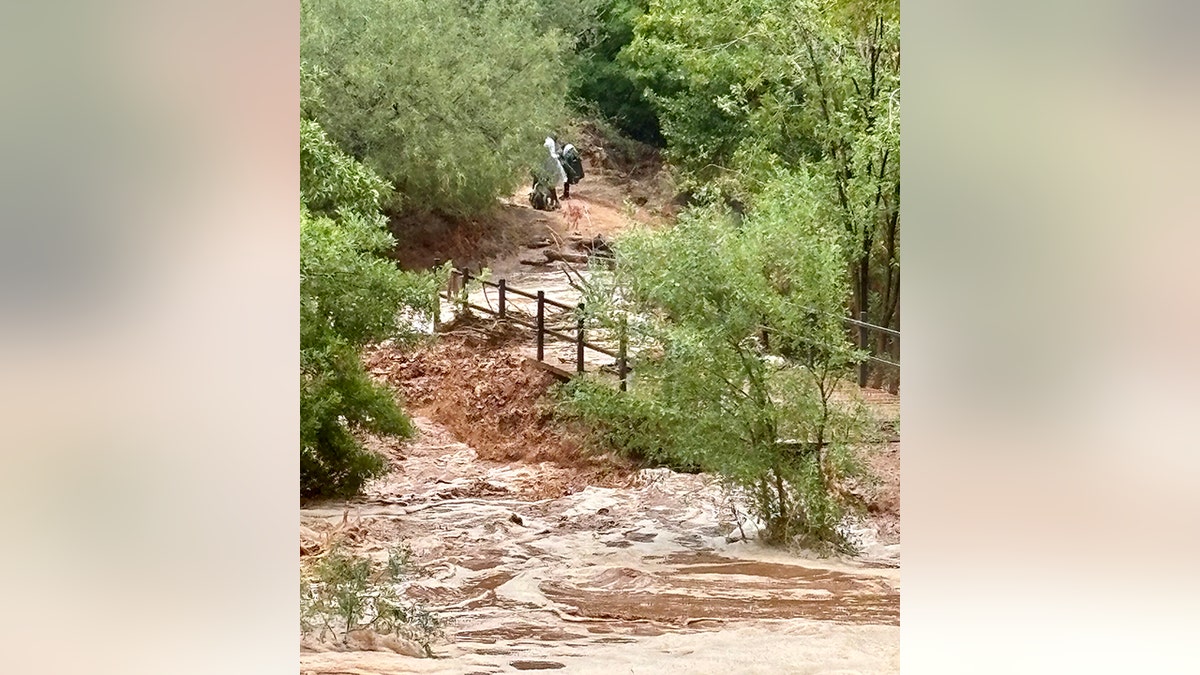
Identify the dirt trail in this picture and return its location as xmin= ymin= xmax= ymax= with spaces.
xmin=301 ymin=415 xmax=899 ymax=674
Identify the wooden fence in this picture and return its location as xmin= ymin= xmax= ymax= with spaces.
xmin=439 ymin=268 xmax=629 ymax=391
xmin=437 ymin=267 xmax=897 ymax=392
xmin=846 ymin=311 xmax=900 ymax=387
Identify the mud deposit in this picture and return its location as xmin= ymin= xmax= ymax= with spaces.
xmin=301 ymin=415 xmax=899 ymax=674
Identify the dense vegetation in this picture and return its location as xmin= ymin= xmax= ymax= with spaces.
xmin=299 ymin=0 xmax=584 ymax=498
xmin=567 ymin=0 xmax=662 ymax=143
xmin=563 ymin=176 xmax=873 ymax=550
xmin=623 ymin=0 xmax=900 ymax=348
xmin=301 ymin=0 xmax=574 ymax=217
xmin=300 ymin=119 xmax=438 ymax=499
xmin=298 ymin=0 xmax=899 ymax=547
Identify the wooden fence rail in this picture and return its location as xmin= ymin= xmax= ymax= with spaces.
xmin=437 ymin=267 xmax=893 ymax=393
xmin=440 ymin=268 xmax=629 ymax=389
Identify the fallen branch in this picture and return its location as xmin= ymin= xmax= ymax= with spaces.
xmin=559 ymin=262 xmax=588 ymax=293
xmin=544 ymin=249 xmax=589 ymax=264
xmin=571 ymin=235 xmax=611 ymax=254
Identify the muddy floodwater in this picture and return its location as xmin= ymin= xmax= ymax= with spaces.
xmin=301 ymin=416 xmax=899 ymax=674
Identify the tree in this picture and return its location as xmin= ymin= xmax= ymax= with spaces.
xmin=623 ymin=0 xmax=900 ymax=372
xmin=300 ymin=118 xmax=439 ymax=499
xmin=563 ymin=174 xmax=873 ymax=550
xmin=301 ymin=0 xmax=574 ymax=217
xmin=567 ymin=0 xmax=663 ymax=144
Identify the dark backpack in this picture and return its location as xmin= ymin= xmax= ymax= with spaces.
xmin=561 ymin=145 xmax=584 ymax=184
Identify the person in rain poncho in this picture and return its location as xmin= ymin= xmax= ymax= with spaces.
xmin=542 ymin=136 xmax=567 ymax=201
xmin=559 ymin=142 xmax=583 ymax=199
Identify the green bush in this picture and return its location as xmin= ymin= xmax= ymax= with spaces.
xmin=301 ymin=544 xmax=444 ymax=654
xmin=558 ymin=378 xmax=698 ymax=470
xmin=301 ymin=118 xmax=397 ymax=217
xmin=623 ymin=0 xmax=900 ymax=333
xmin=300 ymin=119 xmax=440 ymax=500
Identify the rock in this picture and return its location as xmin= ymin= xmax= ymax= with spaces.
xmin=509 ymin=513 xmax=524 ymax=526
xmin=543 ymin=249 xmax=589 ymax=264
xmin=344 ymin=629 xmax=427 ymax=657
xmin=510 ymin=660 xmax=566 ymax=670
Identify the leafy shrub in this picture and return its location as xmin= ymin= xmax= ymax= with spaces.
xmin=567 ymin=0 xmax=663 ymax=144
xmin=558 ymin=378 xmax=699 ymax=470
xmin=301 ymin=118 xmax=396 ymax=217
xmin=622 ymin=0 xmax=900 ymax=337
xmin=301 ymin=544 xmax=444 ymax=655
xmin=300 ymin=118 xmax=440 ymax=499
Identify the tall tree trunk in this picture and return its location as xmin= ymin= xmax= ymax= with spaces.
xmin=872 ymin=209 xmax=899 ymax=389
xmin=773 ymin=467 xmax=788 ymax=543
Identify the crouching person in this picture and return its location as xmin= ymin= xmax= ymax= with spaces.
xmin=529 ymin=171 xmax=557 ymax=211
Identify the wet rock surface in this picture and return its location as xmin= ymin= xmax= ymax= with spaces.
xmin=301 ymin=416 xmax=899 ymax=674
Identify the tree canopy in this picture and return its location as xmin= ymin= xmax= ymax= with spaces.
xmin=623 ymin=0 xmax=900 ymax=345
xmin=301 ymin=0 xmax=574 ymax=216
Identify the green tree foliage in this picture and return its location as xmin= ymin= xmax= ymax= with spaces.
xmin=563 ymin=175 xmax=873 ymax=550
xmin=301 ymin=118 xmax=439 ymax=499
xmin=301 ymin=0 xmax=574 ymax=217
xmin=568 ymin=0 xmax=663 ymax=144
xmin=624 ymin=0 xmax=900 ymax=347
xmin=527 ymin=0 xmax=607 ymax=40
xmin=301 ymin=118 xmax=398 ymax=217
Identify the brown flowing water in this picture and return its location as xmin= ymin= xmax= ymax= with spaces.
xmin=300 ymin=415 xmax=899 ymax=674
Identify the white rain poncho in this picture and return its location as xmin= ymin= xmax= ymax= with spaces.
xmin=543 ymin=136 xmax=567 ymax=188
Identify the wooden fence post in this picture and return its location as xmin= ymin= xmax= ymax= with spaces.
xmin=498 ymin=279 xmax=506 ymax=319
xmin=436 ymin=255 xmax=446 ymax=329
xmin=432 ymin=258 xmax=442 ymax=332
xmin=858 ymin=310 xmax=869 ymax=388
xmin=618 ymin=316 xmax=628 ymax=392
xmin=460 ymin=268 xmax=471 ymax=313
xmin=536 ymin=291 xmax=545 ymax=362
xmin=576 ymin=303 xmax=586 ymax=374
